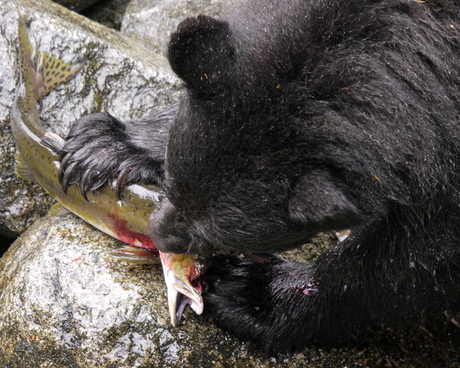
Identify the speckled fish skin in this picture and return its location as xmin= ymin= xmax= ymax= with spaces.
xmin=10 ymin=15 xmax=204 ymax=325
xmin=12 ymin=15 xmax=163 ymax=249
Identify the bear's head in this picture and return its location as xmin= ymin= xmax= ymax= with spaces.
xmin=149 ymin=15 xmax=364 ymax=255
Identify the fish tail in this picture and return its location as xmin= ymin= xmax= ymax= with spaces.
xmin=13 ymin=16 xmax=87 ymax=180
xmin=18 ymin=14 xmax=86 ymax=102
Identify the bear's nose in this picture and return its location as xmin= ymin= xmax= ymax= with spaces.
xmin=148 ymin=199 xmax=191 ymax=253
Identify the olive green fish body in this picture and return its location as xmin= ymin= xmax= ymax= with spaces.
xmin=11 ymin=16 xmax=204 ymax=324
xmin=11 ymin=16 xmax=163 ymax=251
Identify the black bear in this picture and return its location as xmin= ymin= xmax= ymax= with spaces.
xmin=60 ymin=0 xmax=460 ymax=353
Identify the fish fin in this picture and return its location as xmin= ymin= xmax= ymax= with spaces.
xmin=18 ymin=14 xmax=87 ymax=100
xmin=38 ymin=51 xmax=87 ymax=98
xmin=42 ymin=131 xmax=65 ymax=153
xmin=15 ymin=153 xmax=36 ymax=182
xmin=110 ymin=246 xmax=160 ymax=264
xmin=48 ymin=203 xmax=70 ymax=217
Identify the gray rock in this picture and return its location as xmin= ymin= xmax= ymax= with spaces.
xmin=0 ymin=215 xmax=254 ymax=367
xmin=1 ymin=216 xmax=460 ymax=367
xmin=121 ymin=0 xmax=225 ymax=56
xmin=0 ymin=0 xmax=182 ymax=236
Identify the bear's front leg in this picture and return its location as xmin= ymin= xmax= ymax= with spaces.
xmin=59 ymin=105 xmax=177 ymax=198
xmin=205 ymin=211 xmax=460 ymax=353
xmin=205 ymin=253 xmax=318 ymax=352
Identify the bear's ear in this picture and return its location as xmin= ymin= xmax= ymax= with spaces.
xmin=167 ymin=15 xmax=233 ymax=95
xmin=288 ymin=171 xmax=361 ymax=230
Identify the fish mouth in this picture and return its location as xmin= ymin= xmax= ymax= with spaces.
xmin=160 ymin=252 xmax=205 ymax=326
xmin=111 ymin=247 xmax=205 ymax=325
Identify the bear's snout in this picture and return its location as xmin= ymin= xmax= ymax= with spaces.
xmin=148 ymin=199 xmax=192 ymax=254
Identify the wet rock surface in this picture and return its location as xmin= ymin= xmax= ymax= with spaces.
xmin=1 ymin=216 xmax=460 ymax=367
xmin=121 ymin=0 xmax=225 ymax=55
xmin=0 ymin=215 xmax=239 ymax=367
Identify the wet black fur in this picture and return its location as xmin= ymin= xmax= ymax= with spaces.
xmin=61 ymin=0 xmax=460 ymax=353
xmin=60 ymin=105 xmax=175 ymax=192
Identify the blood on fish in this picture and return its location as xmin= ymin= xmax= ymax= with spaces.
xmin=108 ymin=214 xmax=156 ymax=250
